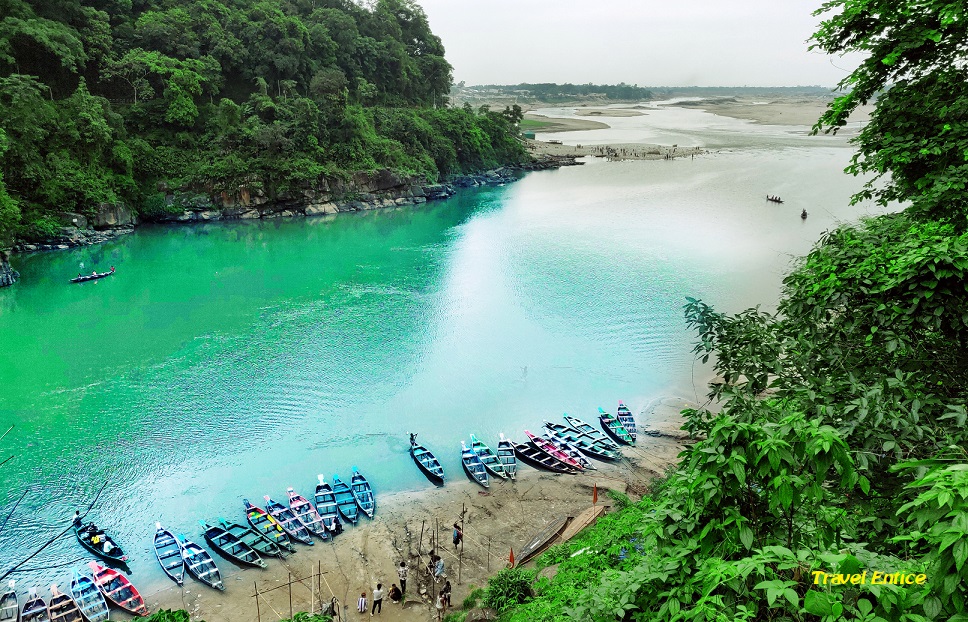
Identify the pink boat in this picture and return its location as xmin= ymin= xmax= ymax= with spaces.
xmin=87 ymin=561 xmax=148 ymax=616
xmin=525 ymin=430 xmax=584 ymax=470
xmin=287 ymin=487 xmax=329 ymax=540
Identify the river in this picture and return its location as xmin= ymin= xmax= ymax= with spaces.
xmin=0 ymin=101 xmax=886 ymax=592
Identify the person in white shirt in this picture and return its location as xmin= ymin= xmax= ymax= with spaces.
xmin=397 ymin=561 xmax=408 ymax=593
xmin=371 ymin=584 xmax=384 ymax=615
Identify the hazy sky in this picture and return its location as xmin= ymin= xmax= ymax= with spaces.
xmin=416 ymin=0 xmax=860 ymax=87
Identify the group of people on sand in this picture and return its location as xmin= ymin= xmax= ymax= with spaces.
xmin=357 ymin=550 xmax=454 ymax=618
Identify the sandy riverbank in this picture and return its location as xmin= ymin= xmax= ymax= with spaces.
xmin=528 ymin=140 xmax=705 ymax=161
xmin=573 ymin=109 xmax=645 ymax=118
xmin=141 ymin=398 xmax=694 ymax=622
xmin=669 ymin=97 xmax=874 ymax=127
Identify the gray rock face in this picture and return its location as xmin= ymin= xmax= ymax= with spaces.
xmin=0 ymin=251 xmax=19 ymax=287
xmin=92 ymin=203 xmax=136 ymax=229
xmin=53 ymin=212 xmax=89 ymax=229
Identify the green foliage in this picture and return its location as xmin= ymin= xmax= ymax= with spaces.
xmin=443 ymin=612 xmax=467 ymax=622
xmin=282 ymin=613 xmax=333 ymax=622
xmin=484 ymin=567 xmax=535 ymax=613
xmin=143 ymin=610 xmax=190 ymax=622
xmin=461 ymin=586 xmax=485 ymax=610
xmin=470 ymin=83 xmax=653 ymax=102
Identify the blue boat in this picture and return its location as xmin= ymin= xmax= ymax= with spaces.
xmin=332 ymin=475 xmax=359 ymax=525
xmin=350 ymin=468 xmax=375 ymax=519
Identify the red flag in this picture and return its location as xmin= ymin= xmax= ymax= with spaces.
xmin=593 ymin=483 xmax=598 ymax=505
xmin=509 ymin=547 xmax=515 ymax=568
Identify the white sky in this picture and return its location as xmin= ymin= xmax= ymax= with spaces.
xmin=416 ymin=0 xmax=860 ymax=87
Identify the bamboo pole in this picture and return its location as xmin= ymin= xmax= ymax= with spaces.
xmin=254 ymin=581 xmax=261 ymax=622
xmin=288 ymin=572 xmax=293 ymax=619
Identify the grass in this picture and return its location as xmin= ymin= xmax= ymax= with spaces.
xmin=520 ymin=119 xmax=553 ymax=130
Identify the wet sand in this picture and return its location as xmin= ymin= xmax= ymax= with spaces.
xmin=528 ymin=140 xmax=705 ymax=161
xmin=670 ymin=98 xmax=874 ymax=127
xmin=574 ymin=109 xmax=645 ymax=118
xmin=142 ymin=398 xmax=694 ymax=622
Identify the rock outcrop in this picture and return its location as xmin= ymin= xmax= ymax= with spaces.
xmin=0 ymin=251 xmax=19 ymax=287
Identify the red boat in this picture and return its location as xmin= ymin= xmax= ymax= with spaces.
xmin=525 ymin=431 xmax=584 ymax=470
xmin=87 ymin=561 xmax=148 ymax=617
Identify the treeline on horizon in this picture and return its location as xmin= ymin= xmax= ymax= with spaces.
xmin=0 ymin=0 xmax=529 ymax=246
xmin=466 ymin=82 xmax=654 ymax=101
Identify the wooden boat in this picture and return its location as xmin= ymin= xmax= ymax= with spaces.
xmin=0 ymin=580 xmax=17 ymax=622
xmin=540 ymin=433 xmax=595 ymax=470
xmin=469 ymin=434 xmax=507 ymax=479
xmin=264 ymin=496 xmax=314 ymax=545
xmin=409 ymin=441 xmax=445 ymax=485
xmin=616 ymin=401 xmax=637 ymax=441
xmin=562 ymin=415 xmax=620 ymax=451
xmin=559 ymin=505 xmax=607 ymax=542
xmin=87 ymin=561 xmax=148 ymax=616
xmin=350 ymin=468 xmax=375 ymax=518
xmin=46 ymin=586 xmax=81 ymax=622
xmin=176 ymin=535 xmax=224 ymax=590
xmin=69 ymin=268 xmax=114 ymax=284
xmin=525 ymin=431 xmax=584 ymax=470
xmin=20 ymin=589 xmax=46 ymax=622
xmin=331 ymin=475 xmax=359 ymax=525
xmin=543 ymin=421 xmax=621 ymax=461
xmin=515 ymin=515 xmax=572 ymax=567
xmin=219 ymin=517 xmax=285 ymax=558
xmin=152 ymin=523 xmax=184 ymax=585
xmin=766 ymin=195 xmax=784 ymax=204
xmin=69 ymin=570 xmax=109 ymax=622
xmin=461 ymin=441 xmax=489 ymax=488
xmin=286 ymin=488 xmax=329 ymax=540
xmin=496 ymin=434 xmax=517 ymax=480
xmin=312 ymin=477 xmax=342 ymax=535
xmin=200 ymin=520 xmax=267 ymax=568
xmin=73 ymin=520 xmax=127 ymax=563
xmin=598 ymin=408 xmax=635 ymax=445
xmin=511 ymin=440 xmax=578 ymax=474
xmin=243 ymin=499 xmax=296 ymax=553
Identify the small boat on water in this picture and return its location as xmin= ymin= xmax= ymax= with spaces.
xmin=461 ymin=441 xmax=489 ymax=488
xmin=526 ymin=431 xmax=584 ymax=470
xmin=70 ymin=267 xmax=115 ymax=284
xmin=20 ymin=589 xmax=46 ymax=622
xmin=87 ymin=561 xmax=148 ymax=616
xmin=73 ymin=516 xmax=127 ymax=563
xmin=243 ymin=499 xmax=296 ymax=553
xmin=562 ymin=415 xmax=620 ymax=452
xmin=766 ymin=195 xmax=784 ymax=204
xmin=219 ymin=517 xmax=285 ymax=558
xmin=46 ymin=585 xmax=81 ymax=622
xmin=264 ymin=496 xmax=314 ymax=545
xmin=350 ymin=468 xmax=376 ymax=518
xmin=313 ymin=477 xmax=343 ymax=535
xmin=616 ymin=402 xmax=637 ymax=441
xmin=332 ymin=475 xmax=359 ymax=525
xmin=69 ymin=570 xmax=109 ymax=622
xmin=287 ymin=488 xmax=329 ymax=540
xmin=496 ymin=434 xmax=517 ymax=480
xmin=540 ymin=433 xmax=595 ymax=470
xmin=152 ymin=523 xmax=185 ymax=585
xmin=201 ymin=520 xmax=267 ymax=568
xmin=0 ymin=580 xmax=18 ymax=622
xmin=543 ymin=421 xmax=621 ymax=461
xmin=409 ymin=436 xmax=445 ymax=485
xmin=469 ymin=434 xmax=507 ymax=479
xmin=177 ymin=535 xmax=224 ymax=590
xmin=511 ymin=440 xmax=578 ymax=474
xmin=598 ymin=408 xmax=635 ymax=445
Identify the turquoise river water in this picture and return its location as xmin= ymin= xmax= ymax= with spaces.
xmin=0 ymin=102 xmax=887 ymax=591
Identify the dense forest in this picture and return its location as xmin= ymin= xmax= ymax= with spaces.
xmin=0 ymin=0 xmax=528 ymax=246
xmin=466 ymin=82 xmax=654 ymax=102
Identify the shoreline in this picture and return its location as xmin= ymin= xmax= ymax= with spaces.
xmin=137 ymin=397 xmax=694 ymax=622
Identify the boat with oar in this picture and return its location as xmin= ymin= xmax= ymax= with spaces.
xmin=469 ymin=434 xmax=507 ymax=479
xmin=69 ymin=570 xmax=108 ymax=622
xmin=219 ymin=517 xmax=286 ymax=558
xmin=287 ymin=488 xmax=329 ymax=540
xmin=243 ymin=499 xmax=296 ymax=554
xmin=350 ymin=468 xmax=376 ymax=518
xmin=766 ymin=195 xmax=784 ymax=204
xmin=72 ymin=515 xmax=127 ymax=563
xmin=525 ymin=431 xmax=584 ymax=470
xmin=562 ymin=415 xmax=620 ymax=452
xmin=331 ymin=475 xmax=359 ymax=525
xmin=87 ymin=561 xmax=148 ymax=616
xmin=616 ymin=401 xmax=637 ymax=441
xmin=176 ymin=535 xmax=224 ymax=590
xmin=313 ymin=477 xmax=342 ymax=535
xmin=201 ymin=520 xmax=267 ymax=568
xmin=20 ymin=589 xmax=46 ymax=622
xmin=0 ymin=580 xmax=17 ymax=622
xmin=598 ymin=408 xmax=635 ymax=445
xmin=543 ymin=421 xmax=621 ymax=461
xmin=46 ymin=585 xmax=81 ymax=622
xmin=511 ymin=440 xmax=578 ymax=474
xmin=409 ymin=438 xmax=445 ymax=485
xmin=461 ymin=441 xmax=489 ymax=488
xmin=540 ymin=433 xmax=595 ymax=470
xmin=264 ymin=496 xmax=314 ymax=545
xmin=496 ymin=434 xmax=517 ymax=480
xmin=69 ymin=267 xmax=115 ymax=284
xmin=152 ymin=523 xmax=184 ymax=585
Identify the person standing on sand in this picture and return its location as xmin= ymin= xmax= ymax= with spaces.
xmin=397 ymin=561 xmax=408 ymax=593
xmin=371 ymin=584 xmax=383 ymax=615
xmin=452 ymin=523 xmax=463 ymax=549
xmin=357 ymin=592 xmax=366 ymax=614
xmin=435 ymin=592 xmax=446 ymax=621
xmin=441 ymin=580 xmax=452 ymax=607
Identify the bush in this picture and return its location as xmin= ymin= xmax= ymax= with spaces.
xmin=484 ymin=567 xmax=534 ymax=612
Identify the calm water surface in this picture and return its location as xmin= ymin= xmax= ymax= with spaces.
xmin=0 ymin=105 xmax=887 ymax=591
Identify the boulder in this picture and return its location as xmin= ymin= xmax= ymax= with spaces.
xmin=92 ymin=203 xmax=135 ymax=229
xmin=52 ymin=212 xmax=89 ymax=229
xmin=239 ymin=209 xmax=261 ymax=219
xmin=0 ymin=251 xmax=19 ymax=287
xmin=306 ymin=202 xmax=338 ymax=216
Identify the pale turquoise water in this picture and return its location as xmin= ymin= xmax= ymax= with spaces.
xmin=0 ymin=107 xmax=887 ymax=591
